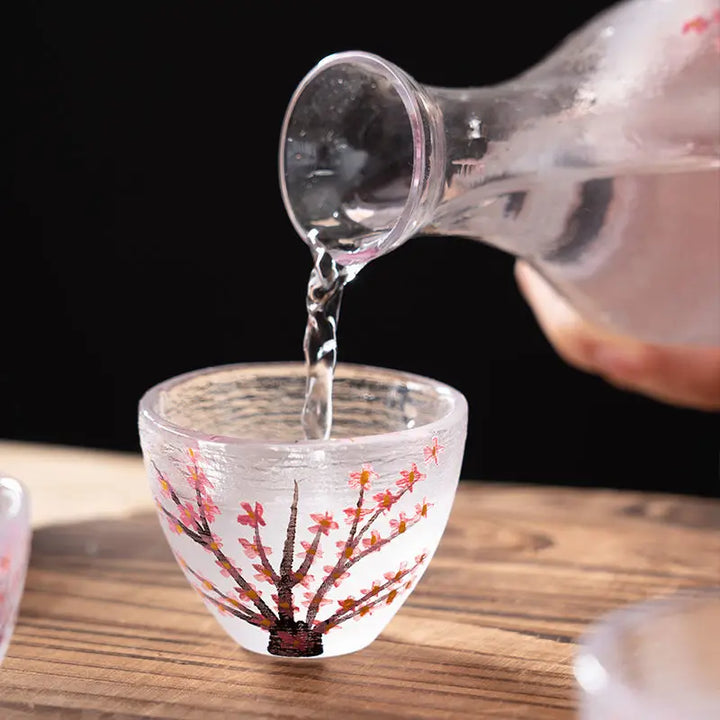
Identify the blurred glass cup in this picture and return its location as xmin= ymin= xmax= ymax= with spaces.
xmin=575 ymin=590 xmax=720 ymax=720
xmin=0 ymin=474 xmax=31 ymax=664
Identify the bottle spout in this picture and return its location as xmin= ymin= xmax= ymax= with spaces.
xmin=279 ymin=51 xmax=443 ymax=267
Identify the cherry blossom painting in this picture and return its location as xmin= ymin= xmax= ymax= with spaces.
xmin=153 ymin=438 xmax=449 ymax=658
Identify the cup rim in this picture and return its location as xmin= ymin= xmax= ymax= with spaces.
xmin=138 ymin=361 xmax=468 ymax=450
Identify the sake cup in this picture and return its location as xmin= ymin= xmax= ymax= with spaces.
xmin=138 ymin=362 xmax=467 ymax=658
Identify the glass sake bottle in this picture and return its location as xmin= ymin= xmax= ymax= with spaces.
xmin=279 ymin=0 xmax=720 ymax=346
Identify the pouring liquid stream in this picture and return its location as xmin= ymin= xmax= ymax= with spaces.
xmin=301 ymin=248 xmax=351 ymax=440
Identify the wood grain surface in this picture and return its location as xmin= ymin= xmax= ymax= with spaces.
xmin=0 ymin=441 xmax=718 ymax=719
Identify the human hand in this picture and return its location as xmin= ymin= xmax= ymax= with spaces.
xmin=515 ymin=261 xmax=720 ymax=411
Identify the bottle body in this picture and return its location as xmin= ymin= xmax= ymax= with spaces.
xmin=279 ymin=0 xmax=720 ymax=346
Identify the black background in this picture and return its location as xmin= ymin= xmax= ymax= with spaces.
xmin=6 ymin=1 xmax=719 ymax=496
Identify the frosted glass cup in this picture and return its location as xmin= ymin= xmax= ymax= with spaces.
xmin=574 ymin=591 xmax=720 ymax=720
xmin=138 ymin=363 xmax=468 ymax=659
xmin=0 ymin=475 xmax=31 ymax=664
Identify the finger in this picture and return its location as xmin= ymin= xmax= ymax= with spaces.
xmin=515 ymin=261 xmax=720 ymax=411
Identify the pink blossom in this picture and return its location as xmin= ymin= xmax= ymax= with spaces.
xmin=178 ymin=501 xmax=199 ymax=526
xmin=205 ymin=534 xmax=224 ymax=552
xmin=302 ymin=591 xmax=332 ymax=608
xmin=384 ymin=562 xmax=408 ymax=583
xmin=186 ymin=449 xmax=214 ymax=491
xmin=336 ymin=596 xmax=357 ymax=613
xmin=361 ymin=530 xmax=382 ymax=551
xmin=296 ymin=540 xmax=323 ymax=559
xmin=291 ymin=571 xmax=315 ymax=588
xmin=342 ymin=505 xmax=372 ymax=525
xmin=373 ymin=489 xmax=397 ymax=513
xmin=361 ymin=582 xmax=382 ymax=598
xmin=415 ymin=497 xmax=433 ymax=519
xmin=165 ymin=515 xmax=184 ymax=535
xmin=308 ymin=512 xmax=338 ymax=536
xmin=323 ymin=565 xmax=350 ymax=587
xmin=238 ymin=537 xmax=272 ymax=559
xmin=252 ymin=563 xmax=275 ymax=584
xmin=348 ymin=463 xmax=378 ymax=491
xmin=157 ymin=473 xmax=173 ymax=499
xmin=215 ymin=559 xmax=234 ymax=577
xmin=396 ymin=463 xmax=426 ymax=492
xmin=354 ymin=603 xmax=375 ymax=620
xmin=683 ymin=15 xmax=710 ymax=33
xmin=237 ymin=584 xmax=262 ymax=603
xmin=335 ymin=540 xmax=355 ymax=560
xmin=423 ymin=437 xmax=445 ymax=465
xmin=237 ymin=502 xmax=266 ymax=528
xmin=200 ymin=497 xmax=219 ymax=523
xmin=389 ymin=512 xmax=410 ymax=534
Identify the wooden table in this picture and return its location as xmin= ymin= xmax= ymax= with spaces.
xmin=0 ymin=440 xmax=718 ymax=719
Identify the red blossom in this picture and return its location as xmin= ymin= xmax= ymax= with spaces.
xmin=237 ymin=502 xmax=266 ymax=528
xmin=396 ymin=463 xmax=425 ymax=492
xmin=348 ymin=463 xmax=378 ymax=491
xmin=423 ymin=437 xmax=445 ymax=465
xmin=308 ymin=512 xmax=338 ymax=535
xmin=238 ymin=537 xmax=272 ymax=559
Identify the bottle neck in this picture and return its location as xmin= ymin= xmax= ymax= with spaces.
xmin=279 ymin=52 xmax=445 ymax=268
xmin=278 ymin=50 xmax=603 ymax=265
